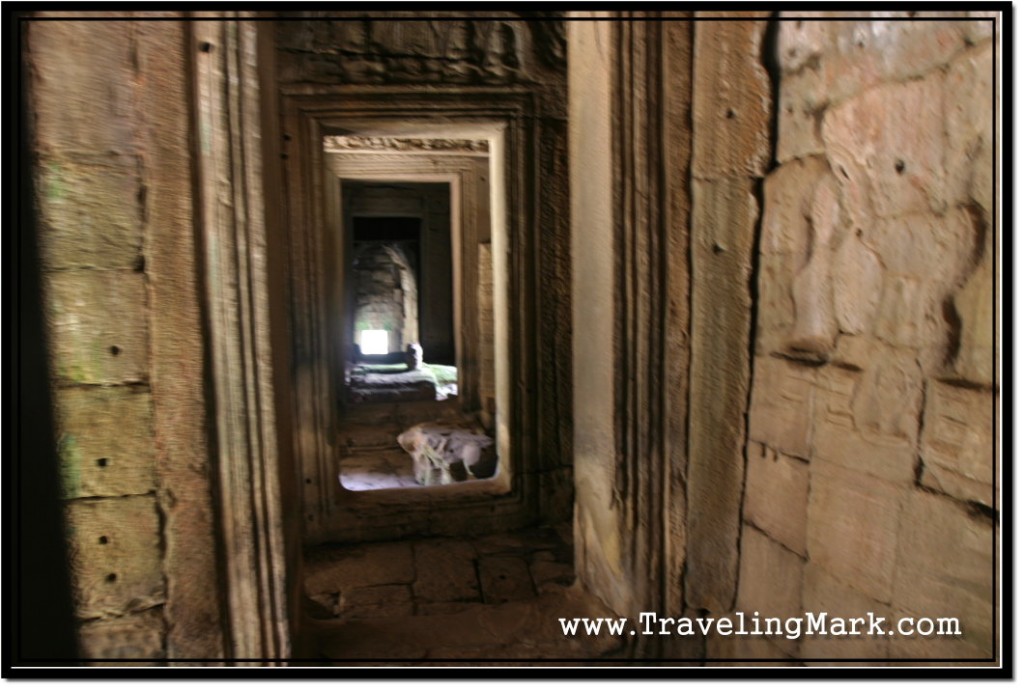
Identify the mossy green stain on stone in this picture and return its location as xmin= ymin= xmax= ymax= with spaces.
xmin=46 ymin=161 xmax=67 ymax=200
xmin=58 ymin=362 xmax=91 ymax=384
xmin=58 ymin=433 xmax=83 ymax=499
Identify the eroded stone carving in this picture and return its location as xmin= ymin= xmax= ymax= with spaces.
xmin=521 ymin=14 xmax=566 ymax=69
xmin=397 ymin=423 xmax=496 ymax=486
xmin=405 ymin=343 xmax=423 ymax=371
xmin=788 ymin=178 xmax=840 ymax=358
xmin=281 ymin=18 xmax=554 ymax=84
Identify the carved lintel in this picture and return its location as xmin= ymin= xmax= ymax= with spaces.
xmin=323 ymin=136 xmax=489 ymax=154
xmin=520 ymin=12 xmax=567 ymax=69
xmin=280 ymin=18 xmax=539 ymax=85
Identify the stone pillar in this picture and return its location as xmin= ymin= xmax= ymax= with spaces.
xmin=570 ymin=12 xmax=692 ymax=625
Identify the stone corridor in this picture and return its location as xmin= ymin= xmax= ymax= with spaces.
xmin=15 ymin=9 xmax=1001 ymax=673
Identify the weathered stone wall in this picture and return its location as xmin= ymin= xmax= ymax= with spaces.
xmin=27 ymin=16 xmax=225 ymax=662
xmin=734 ymin=14 xmax=997 ymax=662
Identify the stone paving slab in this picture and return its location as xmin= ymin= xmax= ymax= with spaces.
xmin=305 ymin=541 xmax=416 ymax=594
xmin=478 ymin=555 xmax=536 ymax=604
xmin=412 ymin=538 xmax=481 ymax=604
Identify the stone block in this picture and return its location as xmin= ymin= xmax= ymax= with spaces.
xmin=755 ymin=254 xmax=796 ymax=356
xmin=843 ymin=347 xmax=924 ymax=442
xmin=36 ymin=156 xmax=143 ymax=271
xmin=945 ymin=45 xmax=994 ymax=213
xmin=814 ymin=354 xmax=926 ymax=454
xmin=950 ymin=235 xmax=995 ymax=387
xmin=412 ymin=538 xmax=480 ymax=603
xmin=736 ymin=525 xmax=805 ymax=656
xmin=78 ymin=608 xmax=165 ymax=663
xmin=304 ymin=541 xmax=415 ymax=594
xmin=800 ymin=563 xmax=891 ymax=661
xmin=340 ymin=584 xmax=414 ymax=620
xmin=528 ymin=552 xmax=575 ymax=594
xmin=478 ymin=555 xmax=536 ymax=604
xmin=686 ymin=177 xmax=760 ymax=613
xmin=920 ymin=381 xmax=995 ymax=507
xmin=806 ymin=462 xmax=905 ymax=602
xmin=28 ymin=20 xmax=140 ymax=156
xmin=45 ymin=270 xmax=149 ymax=385
xmin=833 ymin=20 xmax=972 ymax=83
xmin=777 ymin=17 xmax=831 ymax=74
xmin=54 ymin=386 xmax=155 ymax=500
xmin=873 ymin=273 xmax=949 ymax=363
xmin=832 ymin=234 xmax=883 ymax=336
xmin=891 ymin=491 xmax=994 ymax=657
xmin=813 ymin=412 xmax=917 ymax=485
xmin=692 ymin=20 xmax=772 ymax=178
xmin=743 ymin=443 xmax=809 ymax=556
xmin=65 ymin=496 xmax=165 ymax=619
xmin=777 ymin=71 xmax=827 ymax=164
xmin=823 ymin=76 xmax=947 ymax=219
xmin=748 ymin=356 xmax=815 ymax=460
xmin=807 ymin=20 xmax=975 ymax=110
xmin=862 ymin=210 xmax=975 ymax=282
xmin=760 ymin=157 xmax=830 ymax=255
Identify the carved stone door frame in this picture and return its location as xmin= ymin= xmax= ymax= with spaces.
xmin=569 ymin=13 xmax=769 ymax=646
xmin=191 ymin=15 xmax=293 ymax=662
xmin=321 ymin=147 xmax=492 ymax=414
xmin=280 ymin=86 xmax=550 ymax=544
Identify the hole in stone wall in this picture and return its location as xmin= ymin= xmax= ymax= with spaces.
xmin=98 ymin=536 xmax=109 ymax=545
xmin=105 ymin=573 xmax=117 ymax=583
xmin=109 ymin=345 xmax=121 ymax=356
xmin=96 ymin=458 xmax=108 ymax=468
xmin=895 ymin=159 xmax=906 ymax=175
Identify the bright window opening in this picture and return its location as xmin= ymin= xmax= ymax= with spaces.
xmin=360 ymin=329 xmax=388 ymax=355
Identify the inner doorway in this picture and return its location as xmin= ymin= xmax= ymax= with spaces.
xmin=337 ymin=174 xmax=495 ymax=492
xmin=344 ymin=183 xmax=458 ymax=408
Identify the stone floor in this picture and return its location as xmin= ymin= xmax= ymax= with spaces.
xmin=299 ymin=525 xmax=629 ymax=664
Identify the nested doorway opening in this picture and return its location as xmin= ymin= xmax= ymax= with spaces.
xmin=284 ymin=86 xmax=556 ymax=545
xmin=325 ymin=136 xmax=502 ymax=498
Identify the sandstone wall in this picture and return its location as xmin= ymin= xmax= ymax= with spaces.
xmin=27 ymin=16 xmax=225 ymax=662
xmin=733 ymin=13 xmax=998 ymax=662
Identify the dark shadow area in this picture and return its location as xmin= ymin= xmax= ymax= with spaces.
xmin=14 ymin=33 xmax=79 ymax=663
